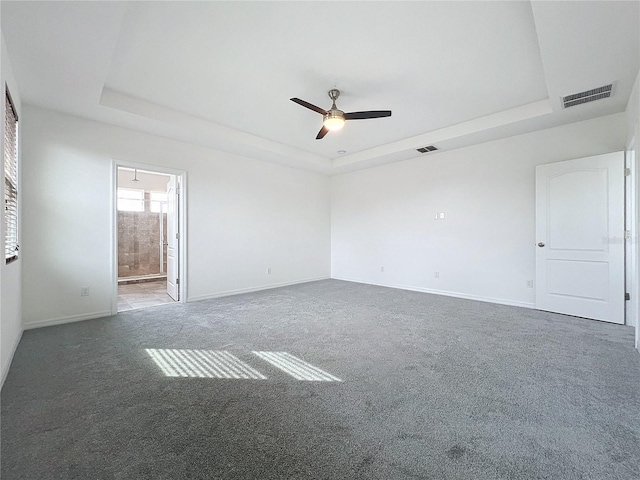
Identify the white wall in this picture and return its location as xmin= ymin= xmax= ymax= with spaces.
xmin=21 ymin=106 xmax=330 ymax=328
xmin=1 ymin=33 xmax=23 ymax=386
xmin=626 ymin=70 xmax=640 ymax=350
xmin=331 ymin=113 xmax=628 ymax=308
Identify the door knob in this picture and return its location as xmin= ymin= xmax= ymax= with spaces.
xmin=538 ymin=242 xmax=545 ymax=247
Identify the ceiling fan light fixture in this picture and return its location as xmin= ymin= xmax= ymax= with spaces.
xmin=291 ymin=89 xmax=391 ymax=139
xmin=323 ymin=112 xmax=345 ymax=131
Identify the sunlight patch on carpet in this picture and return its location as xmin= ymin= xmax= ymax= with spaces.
xmin=146 ymin=349 xmax=267 ymax=379
xmin=253 ymin=351 xmax=342 ymax=382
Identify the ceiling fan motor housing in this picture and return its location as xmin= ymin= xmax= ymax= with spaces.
xmin=324 ymin=89 xmax=345 ymax=129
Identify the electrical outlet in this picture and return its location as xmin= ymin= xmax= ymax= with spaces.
xmin=267 ymin=267 xmax=272 ymax=275
xmin=434 ymin=272 xmax=440 ymax=278
xmin=80 ymin=287 xmax=90 ymax=297
xmin=526 ymin=280 xmax=534 ymax=288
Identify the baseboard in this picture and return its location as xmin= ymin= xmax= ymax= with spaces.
xmin=19 ymin=276 xmax=533 ymax=331
xmin=23 ymin=278 xmax=331 ymax=327
xmin=331 ymin=276 xmax=535 ymax=309
xmin=23 ymin=310 xmax=114 ymax=330
xmin=187 ymin=276 xmax=331 ymax=302
xmin=1 ymin=328 xmax=23 ymax=389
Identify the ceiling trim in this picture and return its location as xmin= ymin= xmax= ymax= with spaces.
xmin=332 ymin=99 xmax=553 ymax=169
xmin=100 ymin=87 xmax=332 ymax=172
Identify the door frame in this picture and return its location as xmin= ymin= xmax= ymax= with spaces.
xmin=626 ymin=138 xmax=638 ymax=329
xmin=110 ymin=159 xmax=188 ymax=314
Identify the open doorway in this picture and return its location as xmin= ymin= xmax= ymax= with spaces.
xmin=113 ymin=164 xmax=185 ymax=312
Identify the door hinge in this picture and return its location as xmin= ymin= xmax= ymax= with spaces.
xmin=624 ymin=167 xmax=631 ymax=176
xmin=176 ymin=232 xmax=179 ymax=240
xmin=625 ymin=292 xmax=630 ymax=301
xmin=624 ymin=230 xmax=631 ymax=240
xmin=176 ymin=278 xmax=180 ymax=285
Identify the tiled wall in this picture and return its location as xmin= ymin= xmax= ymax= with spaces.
xmin=118 ymin=206 xmax=167 ymax=278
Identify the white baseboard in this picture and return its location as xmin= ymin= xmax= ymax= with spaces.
xmin=331 ymin=276 xmax=535 ymax=309
xmin=188 ymin=276 xmax=331 ymax=302
xmin=20 ymin=276 xmax=533 ymax=331
xmin=23 ymin=310 xmax=113 ymax=330
xmin=1 ymin=328 xmax=23 ymax=389
xmin=23 ymin=278 xmax=331 ymax=329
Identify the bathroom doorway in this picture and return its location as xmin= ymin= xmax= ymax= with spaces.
xmin=114 ymin=165 xmax=184 ymax=312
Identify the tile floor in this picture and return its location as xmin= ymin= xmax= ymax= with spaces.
xmin=117 ymin=279 xmax=175 ymax=312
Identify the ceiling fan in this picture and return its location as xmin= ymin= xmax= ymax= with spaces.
xmin=290 ymin=89 xmax=392 ymax=140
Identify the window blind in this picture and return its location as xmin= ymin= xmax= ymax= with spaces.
xmin=4 ymin=89 xmax=18 ymax=263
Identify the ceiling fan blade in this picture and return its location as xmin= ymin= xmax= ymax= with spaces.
xmin=344 ymin=110 xmax=392 ymax=120
xmin=291 ymin=98 xmax=327 ymax=115
xmin=316 ymin=126 xmax=329 ymax=140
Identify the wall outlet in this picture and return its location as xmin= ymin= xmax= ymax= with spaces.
xmin=434 ymin=212 xmax=445 ymax=220
xmin=267 ymin=267 xmax=272 ymax=275
xmin=526 ymin=279 xmax=534 ymax=288
xmin=434 ymin=271 xmax=440 ymax=278
xmin=80 ymin=287 xmax=90 ymax=297
xmin=381 ymin=266 xmax=385 ymax=273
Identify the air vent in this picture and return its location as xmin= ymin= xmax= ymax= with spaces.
xmin=562 ymin=84 xmax=612 ymax=108
xmin=416 ymin=145 xmax=439 ymax=153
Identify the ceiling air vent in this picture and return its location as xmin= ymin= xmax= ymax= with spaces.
xmin=416 ymin=145 xmax=439 ymax=153
xmin=562 ymin=84 xmax=613 ymax=108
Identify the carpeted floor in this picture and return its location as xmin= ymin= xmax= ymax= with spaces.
xmin=2 ymin=279 xmax=639 ymax=479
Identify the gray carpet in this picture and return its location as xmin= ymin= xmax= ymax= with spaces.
xmin=2 ymin=279 xmax=639 ymax=479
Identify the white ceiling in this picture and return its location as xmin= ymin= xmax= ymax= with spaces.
xmin=2 ymin=1 xmax=638 ymax=175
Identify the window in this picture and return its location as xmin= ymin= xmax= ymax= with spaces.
xmin=149 ymin=191 xmax=167 ymax=213
xmin=117 ymin=188 xmax=144 ymax=212
xmin=4 ymin=87 xmax=18 ymax=264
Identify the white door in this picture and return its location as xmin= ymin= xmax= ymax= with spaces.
xmin=535 ymin=152 xmax=624 ymax=324
xmin=166 ymin=176 xmax=179 ymax=301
